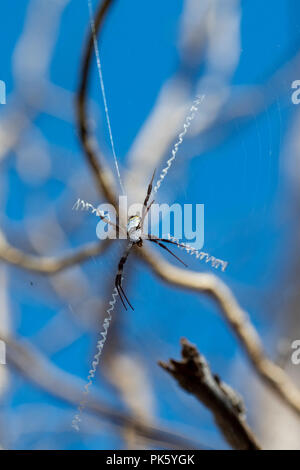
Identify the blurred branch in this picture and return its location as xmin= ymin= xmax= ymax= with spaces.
xmin=3 ymin=0 xmax=299 ymax=450
xmin=159 ymin=338 xmax=261 ymax=450
xmin=0 ymin=230 xmax=111 ymax=274
xmin=3 ymin=333 xmax=209 ymax=450
xmin=105 ymin=350 xmax=158 ymax=449
xmin=126 ymin=0 xmax=241 ymax=204
xmin=0 ymin=0 xmax=71 ymax=162
xmin=139 ymin=246 xmax=300 ymax=419
xmin=100 ymin=269 xmax=158 ymax=449
xmin=77 ymin=0 xmax=118 ymax=207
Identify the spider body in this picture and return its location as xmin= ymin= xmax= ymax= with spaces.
xmin=113 ymin=170 xmax=189 ymax=311
xmin=127 ymin=215 xmax=143 ymax=245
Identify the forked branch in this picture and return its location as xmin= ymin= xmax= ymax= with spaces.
xmin=140 ymin=246 xmax=300 ymax=418
xmin=159 ymin=338 xmax=261 ymax=450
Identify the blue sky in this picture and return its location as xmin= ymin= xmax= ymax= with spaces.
xmin=1 ymin=0 xmax=300 ymax=450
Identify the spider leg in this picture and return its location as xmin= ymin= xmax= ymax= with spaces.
xmin=73 ymin=199 xmax=123 ymax=234
xmin=97 ymin=213 xmax=120 ymax=233
xmin=148 ymin=234 xmax=188 ymax=250
xmin=115 ymin=242 xmax=134 ymax=310
xmin=145 ymin=199 xmax=155 ymax=216
xmin=115 ymin=280 xmax=127 ymax=310
xmin=140 ymin=199 xmax=155 ymax=231
xmin=119 ymin=283 xmax=134 ymax=311
xmin=139 ymin=170 xmax=156 ymax=232
xmin=147 ymin=239 xmax=188 ymax=267
xmin=142 ymin=169 xmax=156 ymax=220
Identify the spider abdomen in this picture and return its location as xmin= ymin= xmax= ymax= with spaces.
xmin=127 ymin=215 xmax=142 ymax=243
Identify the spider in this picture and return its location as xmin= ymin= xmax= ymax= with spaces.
xmin=111 ymin=170 xmax=188 ymax=311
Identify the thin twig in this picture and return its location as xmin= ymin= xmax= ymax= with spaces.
xmin=159 ymin=338 xmax=261 ymax=450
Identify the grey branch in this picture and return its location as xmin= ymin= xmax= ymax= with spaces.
xmin=0 ymin=230 xmax=111 ymax=274
xmin=159 ymin=338 xmax=261 ymax=450
xmin=139 ymin=246 xmax=300 ymax=419
xmin=3 ymin=333 xmax=209 ymax=450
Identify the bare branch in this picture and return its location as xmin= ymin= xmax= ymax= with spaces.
xmin=160 ymin=338 xmax=261 ymax=450
xmin=3 ymin=333 xmax=209 ymax=450
xmin=139 ymin=246 xmax=300 ymax=418
xmin=0 ymin=231 xmax=111 ymax=274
